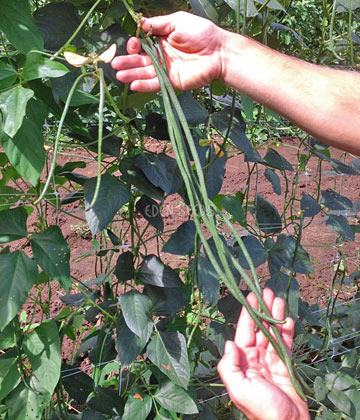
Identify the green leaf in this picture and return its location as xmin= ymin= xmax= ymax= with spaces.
xmin=189 ymin=0 xmax=218 ymax=22
xmin=155 ymin=381 xmax=198 ymax=415
xmin=0 ymin=322 xmax=16 ymax=350
xmin=138 ymin=255 xmax=183 ymax=287
xmin=84 ymin=173 xmax=130 ymax=235
xmin=116 ymin=317 xmax=145 ymax=366
xmin=136 ymin=195 xmax=164 ymax=232
xmin=0 ymin=207 xmax=28 ymax=244
xmin=256 ymin=0 xmax=286 ymax=11
xmin=191 ymin=257 xmax=219 ymax=306
xmin=122 ymin=393 xmax=152 ymax=420
xmin=23 ymin=320 xmax=61 ymax=395
xmin=6 ymin=380 xmax=50 ymax=420
xmin=264 ymin=149 xmax=293 ymax=172
xmin=0 ymin=251 xmax=38 ymax=331
xmin=144 ymin=285 xmax=186 ymax=317
xmin=0 ymin=349 xmax=21 ymax=400
xmin=88 ymin=387 xmax=124 ymax=416
xmin=0 ymin=0 xmax=44 ymax=54
xmin=31 ymin=226 xmax=71 ymax=291
xmin=314 ymin=377 xmax=327 ymax=401
xmin=0 ymin=85 xmax=34 ymax=138
xmin=178 ymin=91 xmax=208 ymax=125
xmin=145 ymin=112 xmax=170 ymax=141
xmin=321 ymin=189 xmax=352 ymax=210
xmin=328 ymin=389 xmax=351 ymax=415
xmin=23 ymin=53 xmax=69 ymax=81
xmin=63 ymin=367 xmax=94 ymax=405
xmin=114 ymin=252 xmax=136 ymax=281
xmin=235 ymin=235 xmax=267 ymax=269
xmin=163 ymin=221 xmax=196 ymax=255
xmin=119 ymin=291 xmax=153 ymax=344
xmin=264 ymin=168 xmax=281 ymax=195
xmin=209 ymin=321 xmax=235 ymax=356
xmin=120 ymin=157 xmax=164 ymax=201
xmin=220 ymin=195 xmax=246 ymax=225
xmin=326 ymin=215 xmax=355 ymax=242
xmin=0 ymin=62 xmax=17 ymax=89
xmin=329 ymin=158 xmax=358 ymax=175
xmin=0 ymin=98 xmax=47 ymax=186
xmin=301 ymin=194 xmax=321 ymax=218
xmin=147 ymin=331 xmax=190 ymax=388
xmin=135 ymin=153 xmax=183 ymax=195
xmin=81 ymin=410 xmax=106 ymax=420
xmin=34 ymin=2 xmax=82 ymax=51
xmin=255 ymin=194 xmax=282 ymax=234
xmin=224 ymin=0 xmax=258 ymax=16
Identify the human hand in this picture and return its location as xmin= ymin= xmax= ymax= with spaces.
xmin=111 ymin=12 xmax=224 ymax=92
xmin=217 ymin=289 xmax=310 ymax=420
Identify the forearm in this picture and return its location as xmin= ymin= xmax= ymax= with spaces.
xmin=220 ymin=30 xmax=360 ymax=155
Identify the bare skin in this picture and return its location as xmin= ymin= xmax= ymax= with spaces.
xmin=217 ymin=289 xmax=310 ymax=420
xmin=111 ymin=11 xmax=360 ymax=155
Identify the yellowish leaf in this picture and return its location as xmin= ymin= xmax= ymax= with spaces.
xmin=64 ymin=51 xmax=92 ymax=67
xmin=97 ymin=43 xmax=117 ymax=63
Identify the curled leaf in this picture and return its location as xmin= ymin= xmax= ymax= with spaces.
xmin=97 ymin=43 xmax=117 ymax=63
xmin=64 ymin=51 xmax=92 ymax=67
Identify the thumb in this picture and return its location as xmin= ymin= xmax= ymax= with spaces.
xmin=141 ymin=15 xmax=175 ymax=36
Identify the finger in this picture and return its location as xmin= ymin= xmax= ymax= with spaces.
xmin=141 ymin=15 xmax=175 ymax=36
xmin=111 ymin=54 xmax=152 ymax=71
xmin=282 ymin=317 xmax=295 ymax=357
xmin=217 ymin=341 xmax=244 ymax=382
xmin=234 ymin=292 xmax=258 ymax=349
xmin=267 ymin=296 xmax=285 ymax=353
xmin=127 ymin=37 xmax=142 ymax=55
xmin=115 ymin=66 xmax=157 ymax=84
xmin=256 ymin=288 xmax=274 ymax=348
xmin=130 ymin=78 xmax=160 ymax=93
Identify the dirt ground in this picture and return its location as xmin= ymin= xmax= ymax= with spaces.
xmin=11 ymin=137 xmax=360 ymax=361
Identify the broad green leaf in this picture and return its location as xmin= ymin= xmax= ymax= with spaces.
xmin=84 ymin=173 xmax=130 ymax=235
xmin=135 ymin=153 xmax=183 ymax=195
xmin=264 ymin=149 xmax=293 ymax=172
xmin=256 ymin=0 xmax=286 ymax=11
xmin=0 ymin=98 xmax=47 ymax=186
xmin=120 ymin=157 xmax=164 ymax=201
xmin=122 ymin=393 xmax=152 ymax=420
xmin=0 ymin=349 xmax=21 ymax=400
xmin=31 ymin=226 xmax=71 ymax=291
xmin=209 ymin=321 xmax=235 ymax=356
xmin=327 ymin=389 xmax=351 ymax=415
xmin=301 ymin=194 xmax=321 ymax=218
xmin=224 ymin=0 xmax=258 ymax=16
xmin=63 ymin=89 xmax=99 ymax=106
xmin=145 ymin=112 xmax=169 ymax=141
xmin=264 ymin=168 xmax=281 ymax=195
xmin=235 ymin=235 xmax=267 ymax=269
xmin=34 ymin=2 xmax=82 ymax=51
xmin=212 ymin=107 xmax=261 ymax=162
xmin=189 ymin=0 xmax=218 ymax=22
xmin=218 ymin=294 xmax=242 ymax=323
xmin=0 ymin=207 xmax=28 ymax=244
xmin=81 ymin=410 xmax=106 ymax=420
xmin=144 ymin=284 xmax=186 ymax=317
xmin=119 ymin=290 xmax=153 ymax=344
xmin=0 ymin=62 xmax=17 ymax=89
xmin=255 ymin=194 xmax=282 ymax=234
xmin=116 ymin=317 xmax=145 ymax=366
xmin=23 ymin=53 xmax=69 ymax=81
xmin=326 ymin=215 xmax=355 ymax=242
xmin=0 ymin=251 xmax=38 ymax=331
xmin=6 ymin=380 xmax=50 ymax=420
xmin=314 ymin=377 xmax=327 ymax=401
xmin=0 ymin=322 xmax=16 ymax=350
xmin=321 ymin=189 xmax=352 ymax=210
xmin=0 ymin=85 xmax=34 ymax=138
xmin=136 ymin=195 xmax=164 ymax=232
xmin=88 ymin=387 xmax=124 ymax=416
xmin=63 ymin=367 xmax=95 ymax=405
xmin=127 ymin=92 xmax=158 ymax=110
xmin=178 ymin=91 xmax=208 ymax=124
xmin=220 ymin=195 xmax=246 ymax=225
xmin=88 ymin=329 xmax=117 ymax=365
xmin=138 ymin=255 xmax=183 ymax=287
xmin=329 ymin=158 xmax=358 ymax=175
xmin=269 ymin=234 xmax=314 ymax=274
xmin=23 ymin=320 xmax=61 ymax=395
xmin=155 ymin=381 xmax=198 ymax=415
xmin=325 ymin=372 xmax=359 ymax=391
xmin=147 ymin=331 xmax=190 ymax=388
xmin=336 ymin=0 xmax=360 ymax=11
xmin=163 ymin=221 xmax=196 ymax=255
xmin=191 ymin=257 xmax=219 ymax=306
xmin=114 ymin=252 xmax=136 ymax=281
xmin=0 ymin=0 xmax=44 ymax=54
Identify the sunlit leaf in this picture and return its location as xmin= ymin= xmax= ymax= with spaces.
xmin=97 ymin=43 xmax=117 ymax=63
xmin=64 ymin=51 xmax=92 ymax=67
xmin=155 ymin=381 xmax=198 ymax=415
xmin=122 ymin=393 xmax=152 ymax=420
xmin=138 ymin=255 xmax=183 ymax=287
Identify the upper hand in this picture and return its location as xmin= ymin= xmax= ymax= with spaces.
xmin=111 ymin=12 xmax=224 ymax=92
xmin=217 ymin=289 xmax=310 ymax=420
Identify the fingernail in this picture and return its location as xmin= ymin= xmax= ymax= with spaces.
xmin=224 ymin=341 xmax=233 ymax=355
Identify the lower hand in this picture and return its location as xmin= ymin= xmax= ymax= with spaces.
xmin=111 ymin=12 xmax=224 ymax=92
xmin=217 ymin=289 xmax=310 ymax=420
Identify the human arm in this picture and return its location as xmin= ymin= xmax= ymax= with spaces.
xmin=111 ymin=12 xmax=360 ymax=155
xmin=217 ymin=288 xmax=310 ymax=420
